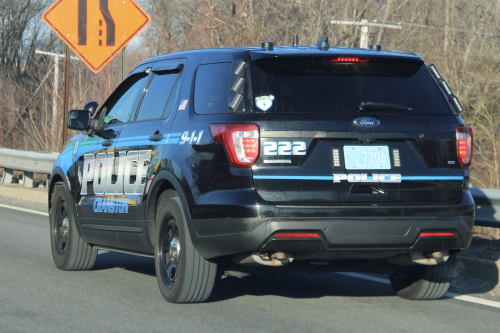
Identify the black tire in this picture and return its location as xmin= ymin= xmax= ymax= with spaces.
xmin=154 ymin=193 xmax=217 ymax=303
xmin=389 ymin=254 xmax=456 ymax=300
xmin=50 ymin=184 xmax=97 ymax=270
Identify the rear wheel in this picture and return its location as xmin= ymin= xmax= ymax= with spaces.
xmin=154 ymin=193 xmax=217 ymax=303
xmin=50 ymin=184 xmax=97 ymax=270
xmin=389 ymin=254 xmax=456 ymax=300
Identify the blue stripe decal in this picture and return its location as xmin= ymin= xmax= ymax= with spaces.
xmin=117 ymin=135 xmax=150 ymax=141
xmin=167 ymin=138 xmax=180 ymax=144
xmin=253 ymin=175 xmax=464 ymax=181
xmin=253 ymin=176 xmax=333 ymax=180
xmin=401 ymin=176 xmax=463 ymax=180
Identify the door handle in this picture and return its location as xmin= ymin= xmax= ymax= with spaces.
xmin=102 ymin=139 xmax=113 ymax=147
xmin=149 ymin=131 xmax=163 ymax=142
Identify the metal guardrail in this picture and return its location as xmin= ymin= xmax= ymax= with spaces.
xmin=0 ymin=147 xmax=499 ymax=227
xmin=470 ymin=188 xmax=500 ymax=228
xmin=0 ymin=147 xmax=58 ymax=188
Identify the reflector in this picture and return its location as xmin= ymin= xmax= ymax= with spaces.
xmin=274 ymin=233 xmax=320 ymax=238
xmin=420 ymin=232 xmax=456 ymax=237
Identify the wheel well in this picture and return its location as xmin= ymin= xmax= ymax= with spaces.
xmin=49 ymin=175 xmax=65 ymax=211
xmin=146 ymin=180 xmax=178 ymax=223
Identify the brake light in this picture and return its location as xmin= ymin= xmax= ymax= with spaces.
xmin=274 ymin=233 xmax=320 ymax=238
xmin=210 ymin=124 xmax=260 ymax=168
xmin=420 ymin=232 xmax=456 ymax=237
xmin=456 ymin=126 xmax=473 ymax=168
xmin=328 ymin=57 xmax=369 ymax=63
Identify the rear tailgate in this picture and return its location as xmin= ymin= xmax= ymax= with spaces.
xmin=250 ymin=55 xmax=463 ymax=204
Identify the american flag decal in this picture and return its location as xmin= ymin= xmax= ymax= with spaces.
xmin=178 ymin=99 xmax=188 ymax=110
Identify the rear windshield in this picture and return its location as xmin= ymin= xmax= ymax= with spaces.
xmin=251 ymin=57 xmax=452 ymax=115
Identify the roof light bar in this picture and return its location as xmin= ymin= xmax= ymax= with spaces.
xmin=427 ymin=64 xmax=441 ymax=79
xmin=428 ymin=64 xmax=464 ymax=114
xmin=451 ymin=96 xmax=464 ymax=113
xmin=439 ymin=79 xmax=453 ymax=96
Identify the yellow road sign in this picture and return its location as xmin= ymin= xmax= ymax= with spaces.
xmin=42 ymin=0 xmax=150 ymax=73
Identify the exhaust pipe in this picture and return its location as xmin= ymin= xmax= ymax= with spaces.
xmin=231 ymin=252 xmax=294 ymax=266
xmin=410 ymin=250 xmax=449 ymax=265
xmin=386 ymin=250 xmax=450 ymax=266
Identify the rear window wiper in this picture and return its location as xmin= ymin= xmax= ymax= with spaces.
xmin=359 ymin=102 xmax=413 ymax=111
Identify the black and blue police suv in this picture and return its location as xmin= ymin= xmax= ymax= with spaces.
xmin=49 ymin=38 xmax=474 ymax=303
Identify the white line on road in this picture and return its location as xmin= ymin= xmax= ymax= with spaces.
xmin=0 ymin=203 xmax=48 ymax=216
xmin=338 ymin=272 xmax=500 ymax=309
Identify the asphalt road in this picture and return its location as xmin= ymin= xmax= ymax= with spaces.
xmin=1 ymin=206 xmax=499 ymax=333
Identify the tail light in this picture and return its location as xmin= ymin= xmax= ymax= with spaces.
xmin=456 ymin=126 xmax=473 ymax=168
xmin=210 ymin=124 xmax=260 ymax=168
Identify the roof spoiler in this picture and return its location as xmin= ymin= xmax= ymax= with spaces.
xmin=315 ymin=37 xmax=330 ymax=51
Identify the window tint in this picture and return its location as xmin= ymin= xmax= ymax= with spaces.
xmin=194 ymin=63 xmax=231 ymax=114
xmin=101 ymin=74 xmax=149 ymax=125
xmin=251 ymin=57 xmax=453 ymax=115
xmin=135 ymin=72 xmax=180 ymax=122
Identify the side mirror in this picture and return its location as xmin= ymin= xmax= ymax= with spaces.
xmin=67 ymin=109 xmax=92 ymax=131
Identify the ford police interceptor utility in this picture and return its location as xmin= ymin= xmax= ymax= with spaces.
xmin=49 ymin=37 xmax=474 ymax=303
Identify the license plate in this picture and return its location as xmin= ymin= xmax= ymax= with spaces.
xmin=343 ymin=146 xmax=391 ymax=170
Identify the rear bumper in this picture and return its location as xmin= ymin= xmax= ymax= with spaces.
xmin=188 ymin=190 xmax=475 ymax=259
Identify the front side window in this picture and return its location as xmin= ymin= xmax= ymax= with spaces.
xmin=135 ymin=71 xmax=180 ymax=122
xmin=100 ymin=73 xmax=149 ymax=126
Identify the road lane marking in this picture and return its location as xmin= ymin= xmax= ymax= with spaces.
xmin=445 ymin=292 xmax=500 ymax=309
xmin=0 ymin=203 xmax=48 ymax=216
xmin=337 ymin=272 xmax=500 ymax=309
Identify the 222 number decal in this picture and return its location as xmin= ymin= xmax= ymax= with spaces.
xmin=263 ymin=141 xmax=307 ymax=155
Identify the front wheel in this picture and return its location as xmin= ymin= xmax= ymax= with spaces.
xmin=154 ymin=194 xmax=217 ymax=303
xmin=50 ymin=184 xmax=97 ymax=270
xmin=389 ymin=254 xmax=456 ymax=300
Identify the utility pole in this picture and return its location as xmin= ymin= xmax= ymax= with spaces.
xmin=35 ymin=49 xmax=79 ymax=151
xmin=330 ymin=19 xmax=402 ymax=48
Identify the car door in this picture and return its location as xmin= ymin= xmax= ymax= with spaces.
xmin=113 ymin=60 xmax=184 ymax=253
xmin=75 ymin=72 xmax=150 ymax=248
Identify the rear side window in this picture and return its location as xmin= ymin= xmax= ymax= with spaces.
xmin=135 ymin=71 xmax=179 ymax=121
xmin=251 ymin=57 xmax=453 ymax=115
xmin=194 ymin=63 xmax=231 ymax=114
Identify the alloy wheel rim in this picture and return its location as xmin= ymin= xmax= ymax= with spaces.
xmin=159 ymin=219 xmax=180 ymax=288
xmin=54 ymin=201 xmax=69 ymax=257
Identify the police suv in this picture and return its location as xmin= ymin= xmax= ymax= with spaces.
xmin=49 ymin=38 xmax=474 ymax=303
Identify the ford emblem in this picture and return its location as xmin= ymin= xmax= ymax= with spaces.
xmin=353 ymin=117 xmax=380 ymax=128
